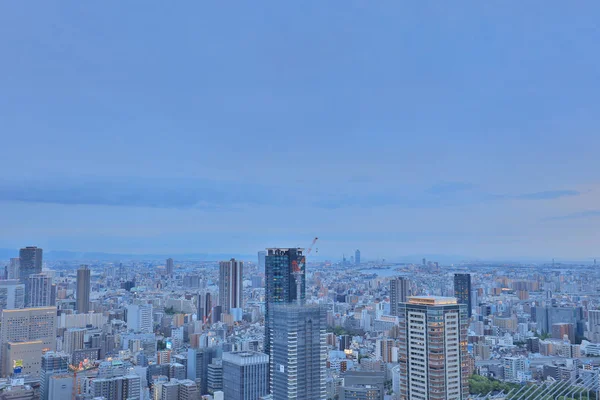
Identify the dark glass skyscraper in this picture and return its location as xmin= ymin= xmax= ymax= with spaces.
xmin=453 ymin=273 xmax=472 ymax=317
xmin=271 ymin=303 xmax=326 ymax=400
xmin=390 ymin=276 xmax=410 ymax=316
xmin=76 ymin=265 xmax=91 ymax=314
xmin=264 ymin=248 xmax=305 ymax=356
xmin=19 ymin=246 xmax=43 ymax=306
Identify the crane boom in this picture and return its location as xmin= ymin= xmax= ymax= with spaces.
xmin=292 ymin=237 xmax=318 ymax=305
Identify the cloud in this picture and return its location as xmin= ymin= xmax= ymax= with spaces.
xmin=545 ymin=210 xmax=600 ymax=221
xmin=425 ymin=182 xmax=477 ymax=195
xmin=516 ymin=190 xmax=580 ymax=200
xmin=0 ymin=178 xmax=277 ymax=209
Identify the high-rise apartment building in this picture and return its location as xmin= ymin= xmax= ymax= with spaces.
xmin=390 ymin=277 xmax=410 ymax=316
xmin=0 ymin=306 xmax=57 ymax=377
xmin=222 ymin=351 xmax=269 ymax=400
xmin=29 ymin=273 xmax=54 ymax=307
xmin=19 ymin=246 xmax=43 ymax=305
xmin=271 ymin=303 xmax=326 ymax=400
xmin=126 ymin=304 xmax=153 ymax=333
xmin=90 ymin=374 xmax=141 ymax=400
xmin=197 ymin=292 xmax=212 ymax=324
xmin=63 ymin=328 xmax=86 ymax=355
xmin=355 ymin=249 xmax=361 ymax=265
xmin=77 ymin=265 xmax=91 ymax=313
xmin=0 ymin=280 xmax=25 ymax=310
xmin=264 ymin=248 xmax=305 ymax=356
xmin=453 ymin=274 xmax=472 ymax=318
xmin=219 ymin=258 xmax=243 ymax=317
xmin=7 ymin=258 xmax=20 ymax=280
xmin=397 ymin=296 xmax=469 ymax=400
xmin=166 ymin=258 xmax=174 ymax=276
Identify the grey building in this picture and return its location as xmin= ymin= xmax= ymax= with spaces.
xmin=186 ymin=346 xmax=220 ymax=395
xmin=341 ymin=371 xmax=385 ymax=400
xmin=258 ymin=251 xmax=266 ymax=270
xmin=48 ymin=374 xmax=73 ymax=400
xmin=271 ymin=303 xmax=326 ymax=400
xmin=197 ymin=292 xmax=212 ymax=325
xmin=264 ymin=248 xmax=305 ymax=356
xmin=355 ymin=249 xmax=361 ymax=265
xmin=223 ymin=351 xmax=269 ymax=400
xmin=219 ymin=258 xmax=243 ymax=316
xmin=536 ymin=306 xmax=583 ymax=335
xmin=0 ymin=280 xmax=25 ymax=310
xmin=166 ymin=258 xmax=174 ymax=275
xmin=29 ymin=273 xmax=54 ymax=307
xmin=40 ymin=352 xmax=69 ymax=400
xmin=76 ymin=265 xmax=91 ymax=314
xmin=207 ymin=359 xmax=223 ymax=394
xmin=454 ymin=273 xmax=472 ymax=317
xmin=19 ymin=246 xmax=43 ymax=305
xmin=390 ymin=277 xmax=410 ymax=316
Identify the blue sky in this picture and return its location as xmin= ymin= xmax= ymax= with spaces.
xmin=1 ymin=2 xmax=599 ymax=260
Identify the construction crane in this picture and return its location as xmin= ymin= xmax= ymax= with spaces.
xmin=69 ymin=361 xmax=99 ymax=400
xmin=291 ymin=237 xmax=318 ymax=305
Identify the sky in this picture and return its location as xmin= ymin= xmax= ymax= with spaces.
xmin=1 ymin=2 xmax=599 ymax=261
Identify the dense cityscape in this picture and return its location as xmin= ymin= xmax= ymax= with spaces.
xmin=0 ymin=245 xmax=598 ymax=399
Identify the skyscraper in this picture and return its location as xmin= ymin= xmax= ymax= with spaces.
xmin=19 ymin=246 xmax=43 ymax=305
xmin=197 ymin=292 xmax=212 ymax=324
xmin=258 ymin=251 xmax=266 ymax=270
xmin=40 ymin=352 xmax=69 ymax=400
xmin=29 ymin=273 xmax=54 ymax=307
xmin=271 ymin=303 xmax=327 ymax=400
xmin=222 ymin=351 xmax=269 ymax=400
xmin=453 ymin=273 xmax=472 ymax=318
xmin=77 ymin=265 xmax=91 ymax=314
xmin=397 ymin=296 xmax=469 ymax=400
xmin=7 ymin=258 xmax=20 ymax=280
xmin=264 ymin=248 xmax=305 ymax=356
xmin=0 ymin=306 xmax=57 ymax=377
xmin=0 ymin=280 xmax=25 ymax=310
xmin=219 ymin=258 xmax=243 ymax=317
xmin=390 ymin=277 xmax=410 ymax=316
xmin=355 ymin=249 xmax=361 ymax=265
xmin=126 ymin=304 xmax=153 ymax=333
xmin=166 ymin=258 xmax=174 ymax=275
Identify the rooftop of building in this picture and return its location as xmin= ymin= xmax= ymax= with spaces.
xmin=408 ymin=296 xmax=458 ymax=305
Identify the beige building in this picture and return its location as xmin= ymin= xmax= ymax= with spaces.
xmin=4 ymin=340 xmax=44 ymax=377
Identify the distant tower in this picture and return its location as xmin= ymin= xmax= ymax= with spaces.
xmin=166 ymin=258 xmax=174 ymax=276
xmin=422 ymin=258 xmax=426 ymax=266
xmin=390 ymin=277 xmax=410 ymax=316
xmin=76 ymin=265 xmax=91 ymax=314
xmin=271 ymin=304 xmax=326 ymax=399
xmin=7 ymin=258 xmax=20 ymax=280
xmin=219 ymin=259 xmax=243 ymax=317
xmin=454 ymin=273 xmax=472 ymax=318
xmin=397 ymin=296 xmax=469 ymax=400
xmin=264 ymin=248 xmax=305 ymax=357
xmin=197 ymin=292 xmax=212 ymax=324
xmin=355 ymin=249 xmax=361 ymax=265
xmin=19 ymin=246 xmax=43 ymax=305
xmin=257 ymin=251 xmax=266 ymax=270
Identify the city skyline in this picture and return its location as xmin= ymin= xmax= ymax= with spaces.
xmin=1 ymin=3 xmax=599 ymax=258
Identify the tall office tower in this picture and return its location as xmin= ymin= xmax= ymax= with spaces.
xmin=187 ymin=346 xmax=220 ymax=395
xmin=355 ymin=249 xmax=361 ymax=265
xmin=258 ymin=251 xmax=266 ymax=270
xmin=222 ymin=351 xmax=269 ymax=400
xmin=453 ymin=273 xmax=472 ymax=318
xmin=19 ymin=246 xmax=43 ymax=305
xmin=0 ymin=280 xmax=25 ymax=310
xmin=197 ymin=292 xmax=212 ymax=324
xmin=271 ymin=303 xmax=327 ymax=400
xmin=76 ymin=265 xmax=91 ymax=314
xmin=40 ymin=352 xmax=69 ymax=400
xmin=126 ymin=304 xmax=153 ymax=333
xmin=0 ymin=306 xmax=57 ymax=377
xmin=7 ymin=258 xmax=20 ymax=280
xmin=219 ymin=258 xmax=243 ymax=316
xmin=264 ymin=248 xmax=305 ymax=356
xmin=166 ymin=258 xmax=174 ymax=276
xmin=390 ymin=277 xmax=410 ymax=316
xmin=397 ymin=296 xmax=469 ymax=400
xmin=29 ymin=273 xmax=54 ymax=307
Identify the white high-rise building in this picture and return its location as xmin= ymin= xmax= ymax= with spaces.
xmin=397 ymin=296 xmax=469 ymax=400
xmin=127 ymin=304 xmax=153 ymax=333
xmin=0 ymin=280 xmax=25 ymax=310
xmin=7 ymin=258 xmax=20 ymax=280
xmin=29 ymin=273 xmax=54 ymax=307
